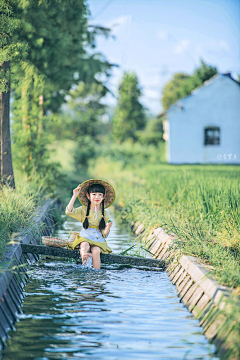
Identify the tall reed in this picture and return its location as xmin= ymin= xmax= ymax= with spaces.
xmin=0 ymin=176 xmax=45 ymax=258
xmin=90 ymin=159 xmax=240 ymax=288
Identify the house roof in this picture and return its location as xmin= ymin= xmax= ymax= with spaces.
xmin=223 ymin=72 xmax=240 ymax=86
xmin=157 ymin=72 xmax=239 ymax=118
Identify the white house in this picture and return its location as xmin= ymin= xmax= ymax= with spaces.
xmin=162 ymin=73 xmax=240 ymax=164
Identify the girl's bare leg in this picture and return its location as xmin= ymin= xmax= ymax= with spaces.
xmin=80 ymin=241 xmax=91 ymax=264
xmin=91 ymin=246 xmax=101 ymax=269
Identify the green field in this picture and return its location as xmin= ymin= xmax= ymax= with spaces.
xmin=90 ymin=159 xmax=240 ymax=289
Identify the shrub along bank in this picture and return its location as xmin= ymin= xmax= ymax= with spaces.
xmin=0 ymin=178 xmax=45 ymax=259
xmin=90 ymin=159 xmax=240 ymax=289
xmin=0 ymin=166 xmax=90 ymax=260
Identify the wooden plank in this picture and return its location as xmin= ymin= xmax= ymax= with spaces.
xmin=101 ymin=253 xmax=165 ymax=268
xmin=21 ymin=244 xmax=79 ymax=259
xmin=21 ymin=244 xmax=165 ymax=269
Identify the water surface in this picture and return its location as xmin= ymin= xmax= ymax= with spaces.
xmin=1 ymin=213 xmax=218 ymax=360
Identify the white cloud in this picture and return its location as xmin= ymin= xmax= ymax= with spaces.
xmin=167 ymin=37 xmax=230 ymax=59
xmin=156 ymin=29 xmax=169 ymax=40
xmin=143 ymin=88 xmax=160 ymax=99
xmin=172 ymin=39 xmax=191 ymax=54
xmin=156 ymin=27 xmax=231 ymax=59
xmin=219 ymin=40 xmax=230 ymax=52
xmin=193 ymin=39 xmax=231 ymax=57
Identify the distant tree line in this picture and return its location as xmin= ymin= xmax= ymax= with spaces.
xmin=161 ymin=58 xmax=218 ymax=111
xmin=111 ymin=59 xmax=218 ymax=146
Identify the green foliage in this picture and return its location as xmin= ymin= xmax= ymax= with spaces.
xmin=161 ymin=72 xmax=191 ymax=111
xmin=93 ymin=140 xmax=167 ymax=168
xmin=217 ymin=294 xmax=240 ymax=359
xmin=0 ymin=0 xmax=26 ymax=92
xmin=135 ymin=117 xmax=164 ymax=146
xmin=161 ymin=58 xmax=217 ymax=110
xmin=9 ymin=0 xmax=115 ymax=191
xmin=112 ymin=71 xmax=146 ymax=143
xmin=74 ymin=136 xmax=96 ymax=171
xmin=48 ymin=80 xmax=110 ymax=171
xmin=11 ymin=76 xmax=65 ymax=195
xmin=0 ymin=177 xmax=43 ymax=258
xmin=90 ymin=160 xmax=240 ymax=288
xmin=11 ymin=0 xmax=114 ymax=111
xmin=62 ymin=81 xmax=108 ymax=140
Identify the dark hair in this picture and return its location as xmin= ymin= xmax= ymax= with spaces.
xmin=83 ymin=184 xmax=106 ymax=231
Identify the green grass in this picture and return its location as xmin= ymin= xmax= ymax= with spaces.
xmin=90 ymin=159 xmax=240 ymax=289
xmin=0 ymin=177 xmax=44 ymax=259
xmin=0 ymin=140 xmax=91 ymax=260
xmin=90 ymin=157 xmax=240 ymax=358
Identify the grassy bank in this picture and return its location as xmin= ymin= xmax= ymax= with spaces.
xmin=0 ymin=176 xmax=46 ymax=259
xmin=90 ymin=159 xmax=240 ymax=289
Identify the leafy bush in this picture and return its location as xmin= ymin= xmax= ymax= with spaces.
xmin=95 ymin=140 xmax=167 ymax=168
xmin=0 ymin=179 xmax=42 ymax=258
xmin=135 ymin=118 xmax=164 ymax=146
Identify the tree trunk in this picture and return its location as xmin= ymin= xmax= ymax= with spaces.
xmin=0 ymin=60 xmax=15 ymax=188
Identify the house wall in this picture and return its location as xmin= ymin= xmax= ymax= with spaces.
xmin=166 ymin=75 xmax=240 ymax=164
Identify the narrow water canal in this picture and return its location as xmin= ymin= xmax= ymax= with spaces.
xmin=1 ymin=213 xmax=218 ymax=360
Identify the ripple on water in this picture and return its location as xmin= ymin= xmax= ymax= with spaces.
xmin=1 ymin=214 xmax=219 ymax=360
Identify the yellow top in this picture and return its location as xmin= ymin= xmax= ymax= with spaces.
xmin=65 ymin=205 xmax=110 ymax=238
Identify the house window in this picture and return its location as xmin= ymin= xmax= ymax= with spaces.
xmin=204 ymin=127 xmax=220 ymax=145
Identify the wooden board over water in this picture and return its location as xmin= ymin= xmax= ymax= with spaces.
xmin=21 ymin=244 xmax=165 ymax=269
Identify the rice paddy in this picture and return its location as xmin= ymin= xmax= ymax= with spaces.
xmin=90 ymin=160 xmax=240 ymax=289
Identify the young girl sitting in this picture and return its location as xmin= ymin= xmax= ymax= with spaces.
xmin=65 ymin=179 xmax=115 ymax=269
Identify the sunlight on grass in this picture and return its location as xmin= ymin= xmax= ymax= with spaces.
xmin=90 ymin=160 xmax=240 ymax=288
xmin=0 ymin=173 xmax=47 ymax=259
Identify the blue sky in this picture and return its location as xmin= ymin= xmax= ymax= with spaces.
xmin=86 ymin=0 xmax=240 ymax=116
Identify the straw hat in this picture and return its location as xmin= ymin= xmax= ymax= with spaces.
xmin=78 ymin=179 xmax=116 ymax=208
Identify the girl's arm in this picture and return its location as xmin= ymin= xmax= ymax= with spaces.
xmin=103 ymin=221 xmax=112 ymax=237
xmin=67 ymin=185 xmax=81 ymax=212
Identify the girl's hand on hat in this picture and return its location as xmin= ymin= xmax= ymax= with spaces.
xmin=73 ymin=185 xmax=81 ymax=197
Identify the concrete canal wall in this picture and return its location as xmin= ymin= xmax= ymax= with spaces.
xmin=133 ymin=222 xmax=238 ymax=360
xmin=0 ymin=199 xmax=58 ymax=349
xmin=0 ymin=199 xmax=238 ymax=358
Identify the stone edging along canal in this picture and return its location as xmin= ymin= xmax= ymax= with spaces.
xmin=133 ymin=221 xmax=238 ymax=360
xmin=0 ymin=199 xmax=58 ymax=350
xmin=0 ymin=200 xmax=238 ymax=358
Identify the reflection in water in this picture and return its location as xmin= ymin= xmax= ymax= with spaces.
xmin=1 ymin=213 xmax=218 ymax=360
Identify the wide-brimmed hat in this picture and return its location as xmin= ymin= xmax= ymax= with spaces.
xmin=78 ymin=179 xmax=116 ymax=208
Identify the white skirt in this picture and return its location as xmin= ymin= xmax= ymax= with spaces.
xmin=80 ymin=227 xmax=105 ymax=243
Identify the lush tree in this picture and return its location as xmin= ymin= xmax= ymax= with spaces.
xmin=161 ymin=73 xmax=191 ymax=112
xmin=0 ymin=0 xmax=25 ymax=187
xmin=161 ymin=58 xmax=217 ymax=111
xmin=61 ymin=80 xmax=109 ymax=139
xmin=112 ymin=71 xmax=146 ymax=143
xmin=49 ymin=79 xmax=110 ymax=171
xmin=194 ymin=58 xmax=217 ymax=83
xmin=12 ymin=0 xmax=114 ymax=113
xmin=11 ymin=0 xmax=116 ymax=180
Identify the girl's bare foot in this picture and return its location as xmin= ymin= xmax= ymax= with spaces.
xmin=81 ymin=252 xmax=91 ymax=264
xmin=79 ymin=241 xmax=91 ymax=264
